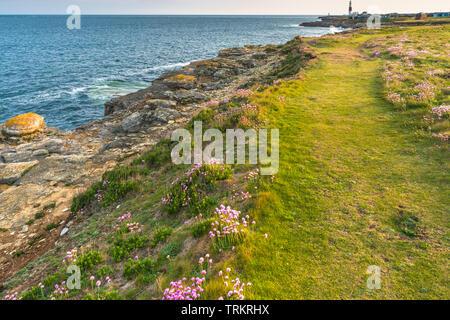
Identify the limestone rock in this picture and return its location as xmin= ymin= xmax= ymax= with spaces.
xmin=0 ymin=183 xmax=77 ymax=229
xmin=213 ymin=69 xmax=228 ymax=79
xmin=104 ymin=88 xmax=153 ymax=116
xmin=2 ymin=113 xmax=46 ymax=136
xmin=147 ymin=107 xmax=183 ymax=125
xmin=146 ymin=99 xmax=177 ymax=109
xmin=17 ymin=155 xmax=94 ymax=185
xmin=0 ymin=138 xmax=75 ymax=163
xmin=242 ymin=59 xmax=257 ymax=68
xmin=219 ymin=47 xmax=249 ymax=58
xmin=0 ymin=161 xmax=38 ymax=184
xmin=40 ymin=138 xmax=66 ymax=153
xmin=100 ymin=138 xmax=133 ymax=152
xmin=32 ymin=149 xmax=49 ymax=157
xmin=252 ymin=52 xmax=267 ymax=60
xmin=60 ymin=227 xmax=69 ymax=237
xmin=167 ymin=90 xmax=209 ymax=105
xmin=122 ymin=112 xmax=144 ymax=133
xmin=163 ymin=74 xmax=197 ymax=90
xmin=201 ymin=82 xmax=227 ymax=91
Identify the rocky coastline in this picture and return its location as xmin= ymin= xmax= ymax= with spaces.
xmin=300 ymin=15 xmax=369 ymax=29
xmin=301 ymin=15 xmax=450 ymax=29
xmin=0 ymin=40 xmax=291 ymax=281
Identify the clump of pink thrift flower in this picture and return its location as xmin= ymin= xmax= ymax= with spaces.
xmin=162 ymin=277 xmax=206 ymax=300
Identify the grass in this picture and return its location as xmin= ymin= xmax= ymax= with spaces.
xmin=13 ymin=250 xmax=25 ymax=258
xmin=75 ymin=251 xmax=104 ymax=272
xmin=363 ymin=26 xmax=449 ymax=142
xmin=266 ymin=36 xmax=316 ymax=83
xmin=45 ymin=223 xmax=59 ymax=231
xmin=229 ymin=27 xmax=449 ymax=299
xmin=3 ymin=26 xmax=448 ymax=301
xmin=28 ymin=234 xmax=44 ymax=246
xmin=150 ymin=227 xmax=173 ymax=248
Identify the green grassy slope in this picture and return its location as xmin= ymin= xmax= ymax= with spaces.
xmin=235 ymin=31 xmax=449 ymax=299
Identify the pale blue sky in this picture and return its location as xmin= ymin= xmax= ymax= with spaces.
xmin=0 ymin=0 xmax=448 ymax=15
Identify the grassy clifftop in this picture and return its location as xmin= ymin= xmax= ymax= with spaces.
xmin=2 ymin=25 xmax=449 ymax=300
xmin=236 ymin=25 xmax=449 ymax=299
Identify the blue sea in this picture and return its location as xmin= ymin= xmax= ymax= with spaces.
xmin=0 ymin=15 xmax=337 ymax=130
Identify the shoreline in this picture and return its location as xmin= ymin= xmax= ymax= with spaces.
xmin=0 ymin=15 xmax=327 ymax=131
xmin=0 ymin=33 xmax=314 ymax=282
xmin=301 ymin=14 xmax=450 ymax=29
xmin=1 ymin=23 xmax=448 ymax=300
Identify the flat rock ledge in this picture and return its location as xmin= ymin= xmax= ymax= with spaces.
xmin=0 ymin=161 xmax=39 ymax=184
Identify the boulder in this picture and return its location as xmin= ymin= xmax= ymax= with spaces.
xmin=146 ymin=99 xmax=177 ymax=109
xmin=219 ymin=47 xmax=249 ymax=58
xmin=2 ymin=113 xmax=46 ymax=136
xmin=201 ymin=82 xmax=227 ymax=91
xmin=104 ymin=88 xmax=153 ymax=116
xmin=213 ymin=69 xmax=229 ymax=79
xmin=167 ymin=90 xmax=209 ymax=105
xmin=100 ymin=138 xmax=133 ymax=152
xmin=122 ymin=112 xmax=145 ymax=133
xmin=60 ymin=227 xmax=69 ymax=237
xmin=242 ymin=59 xmax=257 ymax=68
xmin=40 ymin=138 xmax=66 ymax=153
xmin=0 ymin=161 xmax=39 ymax=184
xmin=147 ymin=107 xmax=183 ymax=125
xmin=163 ymin=74 xmax=197 ymax=90
xmin=252 ymin=52 xmax=267 ymax=60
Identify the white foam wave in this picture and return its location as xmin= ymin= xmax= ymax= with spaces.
xmin=69 ymin=87 xmax=87 ymax=95
xmin=121 ymin=61 xmax=193 ymax=77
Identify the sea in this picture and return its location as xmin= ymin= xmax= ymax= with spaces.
xmin=0 ymin=15 xmax=341 ymax=130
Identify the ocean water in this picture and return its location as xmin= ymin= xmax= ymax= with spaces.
xmin=0 ymin=15 xmax=338 ymax=130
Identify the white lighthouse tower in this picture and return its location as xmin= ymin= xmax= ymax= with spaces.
xmin=349 ymin=1 xmax=353 ymax=16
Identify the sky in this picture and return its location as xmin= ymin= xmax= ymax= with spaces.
xmin=0 ymin=0 xmax=449 ymax=15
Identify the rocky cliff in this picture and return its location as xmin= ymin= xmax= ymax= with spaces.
xmin=301 ymin=16 xmax=369 ymax=29
xmin=0 ymin=42 xmax=286 ymax=282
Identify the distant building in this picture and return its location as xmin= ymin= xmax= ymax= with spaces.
xmin=433 ymin=12 xmax=450 ymax=17
xmin=360 ymin=11 xmax=369 ymax=18
xmin=349 ymin=0 xmax=352 ymax=16
xmin=415 ymin=13 xmax=428 ymax=20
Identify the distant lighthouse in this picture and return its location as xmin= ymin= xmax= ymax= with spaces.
xmin=349 ymin=0 xmax=353 ymax=16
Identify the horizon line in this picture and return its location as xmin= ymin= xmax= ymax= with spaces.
xmin=0 ymin=11 xmax=445 ymax=16
xmin=0 ymin=13 xmax=324 ymax=16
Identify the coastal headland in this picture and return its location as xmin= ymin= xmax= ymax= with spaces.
xmin=301 ymin=14 xmax=450 ymax=28
xmin=0 ymin=24 xmax=448 ymax=300
xmin=0 ymin=36 xmax=313 ymax=283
